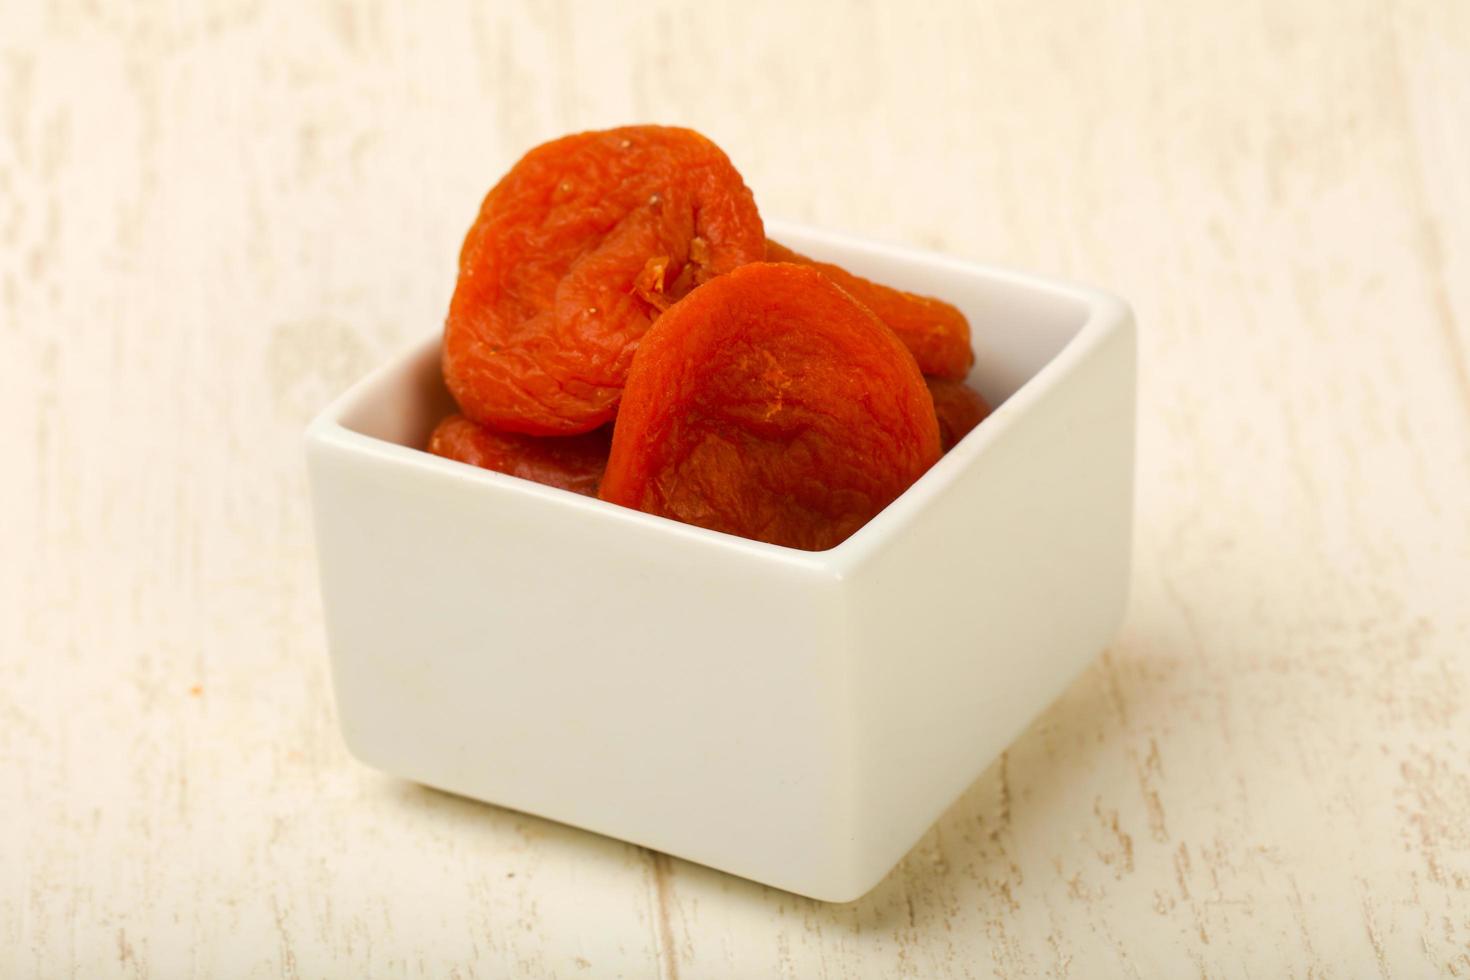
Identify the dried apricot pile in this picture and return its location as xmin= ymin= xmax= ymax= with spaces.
xmin=427 ymin=126 xmax=992 ymax=550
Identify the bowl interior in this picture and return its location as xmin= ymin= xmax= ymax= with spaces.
xmin=335 ymin=223 xmax=1093 ymax=451
xmin=337 ymin=341 xmax=455 ymax=450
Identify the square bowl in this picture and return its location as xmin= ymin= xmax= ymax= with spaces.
xmin=305 ymin=220 xmax=1135 ymax=902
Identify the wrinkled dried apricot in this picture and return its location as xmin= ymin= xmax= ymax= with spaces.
xmin=765 ymin=239 xmax=973 ymax=380
xmin=444 ymin=126 xmax=765 ymax=436
xmin=927 ymin=378 xmax=991 ymax=452
xmin=428 ymin=415 xmax=610 ymax=496
xmin=600 ymin=263 xmax=941 ymax=551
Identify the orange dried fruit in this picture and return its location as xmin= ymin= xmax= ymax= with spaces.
xmin=765 ymin=239 xmax=973 ymax=380
xmin=599 ymin=263 xmax=942 ymax=551
xmin=444 ymin=126 xmax=765 ymax=436
xmin=926 ymin=378 xmax=991 ymax=452
xmin=428 ymin=414 xmax=610 ymax=496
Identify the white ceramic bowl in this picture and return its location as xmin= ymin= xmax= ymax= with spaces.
xmin=305 ymin=221 xmax=1136 ymax=902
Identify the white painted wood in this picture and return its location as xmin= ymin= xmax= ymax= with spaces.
xmin=2 ymin=1 xmax=1466 ymax=975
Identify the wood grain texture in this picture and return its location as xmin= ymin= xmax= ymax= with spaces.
xmin=3 ymin=1 xmax=1468 ymax=976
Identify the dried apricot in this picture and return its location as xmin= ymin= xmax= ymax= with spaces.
xmin=600 ymin=263 xmax=941 ymax=551
xmin=927 ymin=378 xmax=991 ymax=452
xmin=765 ymin=239 xmax=973 ymax=380
xmin=427 ymin=415 xmax=610 ymax=496
xmin=445 ymin=126 xmax=765 ymax=436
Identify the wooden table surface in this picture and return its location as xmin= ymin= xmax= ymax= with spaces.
xmin=4 ymin=2 xmax=1468 ymax=976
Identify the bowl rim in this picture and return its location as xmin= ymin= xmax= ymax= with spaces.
xmin=305 ymin=219 xmax=1133 ymax=576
